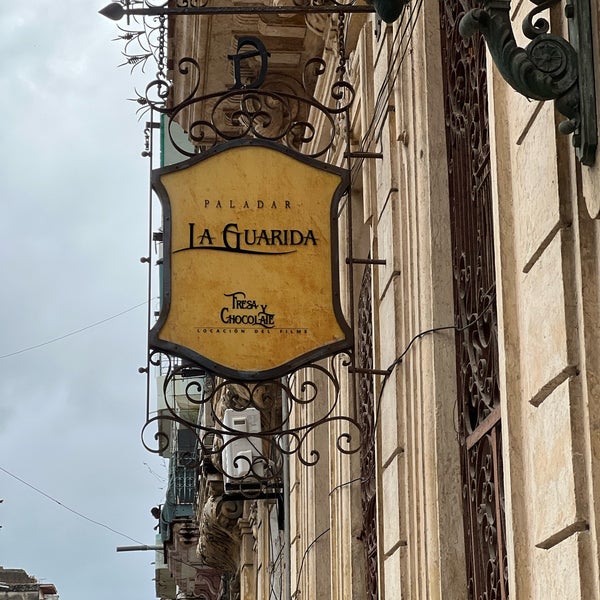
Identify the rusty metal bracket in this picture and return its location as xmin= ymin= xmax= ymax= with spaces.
xmin=345 ymin=151 xmax=384 ymax=159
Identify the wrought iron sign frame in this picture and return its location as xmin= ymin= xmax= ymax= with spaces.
xmin=459 ymin=0 xmax=597 ymax=165
xmin=149 ymin=137 xmax=353 ymax=381
xmin=105 ymin=4 xmax=374 ymax=496
xmin=143 ymin=351 xmax=361 ymax=498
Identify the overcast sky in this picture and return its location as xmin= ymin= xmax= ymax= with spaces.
xmin=0 ymin=2 xmax=166 ymax=599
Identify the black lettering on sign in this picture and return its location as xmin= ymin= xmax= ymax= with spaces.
xmin=228 ymin=37 xmax=270 ymax=90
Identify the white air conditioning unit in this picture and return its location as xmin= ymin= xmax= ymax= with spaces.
xmin=222 ymin=408 xmax=264 ymax=487
xmin=156 ymin=374 xmax=204 ymax=412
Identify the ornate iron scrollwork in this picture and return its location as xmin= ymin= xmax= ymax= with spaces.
xmin=440 ymin=0 xmax=509 ymax=596
xmin=460 ymin=0 xmax=597 ymax=165
xmin=141 ymin=54 xmax=355 ymax=159
xmin=143 ymin=351 xmax=362 ymax=500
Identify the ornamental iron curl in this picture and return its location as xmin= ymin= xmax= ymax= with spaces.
xmin=105 ymin=4 xmax=358 ymax=153
xmin=459 ymin=0 xmax=597 ymax=165
xmin=142 ymin=351 xmax=361 ymax=499
xmin=142 ymin=53 xmax=355 ymax=158
xmin=357 ymin=265 xmax=378 ymax=600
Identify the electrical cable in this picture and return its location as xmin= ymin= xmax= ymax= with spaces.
xmin=0 ymin=299 xmax=152 ymax=360
xmin=264 ymin=12 xmax=433 ymax=594
xmin=0 ymin=463 xmax=205 ymax=573
xmin=327 ymin=290 xmax=497 ymax=496
xmin=328 ymin=0 xmax=455 ymax=505
xmin=374 ymin=290 xmax=496 ymax=433
xmin=360 ymin=6 xmax=411 ymax=146
xmin=366 ymin=0 xmax=423 ymax=146
xmin=291 ymin=527 xmax=330 ymax=599
xmin=350 ymin=0 xmax=425 ymax=186
xmin=0 ymin=464 xmax=145 ymax=545
xmin=323 ymin=0 xmax=427 ymax=524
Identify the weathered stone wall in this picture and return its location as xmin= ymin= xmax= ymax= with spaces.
xmin=365 ymin=6 xmax=468 ymax=599
xmin=4 ymin=592 xmax=38 ymax=600
xmin=485 ymin=1 xmax=600 ymax=597
xmin=301 ymin=2 xmax=600 ymax=598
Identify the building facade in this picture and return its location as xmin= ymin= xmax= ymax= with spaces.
xmin=0 ymin=567 xmax=59 ymax=600
xmin=139 ymin=0 xmax=600 ymax=598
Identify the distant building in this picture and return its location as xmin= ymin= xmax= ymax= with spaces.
xmin=0 ymin=567 xmax=59 ymax=600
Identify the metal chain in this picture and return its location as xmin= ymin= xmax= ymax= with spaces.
xmin=157 ymin=14 xmax=167 ymax=81
xmin=336 ymin=11 xmax=347 ymax=80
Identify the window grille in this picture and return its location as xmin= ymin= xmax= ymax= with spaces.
xmin=439 ymin=2 xmax=509 ymax=597
xmin=357 ymin=265 xmax=378 ymax=600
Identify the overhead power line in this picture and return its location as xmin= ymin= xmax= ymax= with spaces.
xmin=0 ymin=464 xmax=144 ymax=545
xmin=0 ymin=299 xmax=150 ymax=360
xmin=0 ymin=464 xmax=203 ymax=572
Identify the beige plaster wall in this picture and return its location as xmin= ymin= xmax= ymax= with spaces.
xmin=350 ymin=5 xmax=467 ymax=599
xmin=487 ymin=1 xmax=600 ymax=597
xmin=345 ymin=2 xmax=600 ymax=598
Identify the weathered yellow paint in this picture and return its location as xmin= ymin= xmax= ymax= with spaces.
xmin=156 ymin=144 xmax=348 ymax=374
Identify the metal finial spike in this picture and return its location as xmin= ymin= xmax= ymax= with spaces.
xmin=99 ymin=3 xmax=125 ymax=21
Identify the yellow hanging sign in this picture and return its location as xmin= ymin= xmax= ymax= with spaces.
xmin=150 ymin=141 xmax=352 ymax=380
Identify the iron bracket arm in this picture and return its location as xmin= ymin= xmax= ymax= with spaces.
xmin=460 ymin=0 xmax=597 ymax=165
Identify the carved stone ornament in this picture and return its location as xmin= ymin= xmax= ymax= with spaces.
xmin=460 ymin=0 xmax=597 ymax=165
xmin=197 ymin=493 xmax=243 ymax=574
xmin=194 ymin=566 xmax=223 ymax=600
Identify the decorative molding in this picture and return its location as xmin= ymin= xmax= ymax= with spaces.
xmin=194 ymin=566 xmax=223 ymax=600
xmin=197 ymin=492 xmax=243 ymax=574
